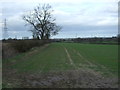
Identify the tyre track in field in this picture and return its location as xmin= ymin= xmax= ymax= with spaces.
xmin=64 ymin=48 xmax=74 ymax=65
xmin=64 ymin=47 xmax=78 ymax=69
xmin=63 ymin=47 xmax=81 ymax=86
xmin=73 ymin=49 xmax=96 ymax=67
xmin=64 ymin=47 xmax=95 ymax=69
xmin=63 ymin=47 xmax=115 ymax=87
xmin=73 ymin=49 xmax=114 ymax=76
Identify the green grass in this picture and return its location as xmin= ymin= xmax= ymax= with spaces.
xmin=6 ymin=43 xmax=74 ymax=73
xmin=60 ymin=43 xmax=118 ymax=75
xmin=3 ymin=43 xmax=118 ymax=76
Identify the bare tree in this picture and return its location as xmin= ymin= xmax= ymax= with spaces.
xmin=23 ymin=4 xmax=61 ymax=39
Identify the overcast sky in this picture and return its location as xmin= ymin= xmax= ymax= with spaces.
xmin=0 ymin=0 xmax=119 ymax=39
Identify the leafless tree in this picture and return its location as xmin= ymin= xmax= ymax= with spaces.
xmin=23 ymin=4 xmax=61 ymax=39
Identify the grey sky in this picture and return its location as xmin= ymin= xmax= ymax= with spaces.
xmin=0 ymin=0 xmax=118 ymax=39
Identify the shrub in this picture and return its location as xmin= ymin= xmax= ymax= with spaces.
xmin=2 ymin=39 xmax=50 ymax=59
xmin=2 ymin=43 xmax=18 ymax=59
xmin=11 ymin=40 xmax=50 ymax=52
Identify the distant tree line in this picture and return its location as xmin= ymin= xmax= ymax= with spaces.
xmin=52 ymin=36 xmax=119 ymax=45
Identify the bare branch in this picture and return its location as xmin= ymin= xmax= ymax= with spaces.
xmin=22 ymin=4 xmax=61 ymax=39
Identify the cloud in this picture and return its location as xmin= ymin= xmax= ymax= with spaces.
xmin=96 ymin=17 xmax=118 ymax=26
xmin=52 ymin=24 xmax=117 ymax=38
xmin=8 ymin=30 xmax=32 ymax=39
xmin=0 ymin=0 xmax=118 ymax=39
xmin=51 ymin=1 xmax=118 ymax=27
xmin=1 ymin=0 xmax=119 ymax=3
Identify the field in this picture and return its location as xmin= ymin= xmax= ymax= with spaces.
xmin=3 ymin=43 xmax=118 ymax=88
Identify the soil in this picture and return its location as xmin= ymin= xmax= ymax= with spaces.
xmin=2 ymin=68 xmax=118 ymax=88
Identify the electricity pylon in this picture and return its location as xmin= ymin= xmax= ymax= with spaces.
xmin=3 ymin=19 xmax=9 ymax=39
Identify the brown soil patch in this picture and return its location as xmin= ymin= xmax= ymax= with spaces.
xmin=3 ymin=68 xmax=118 ymax=88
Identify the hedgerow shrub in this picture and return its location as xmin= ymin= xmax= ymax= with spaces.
xmin=11 ymin=40 xmax=50 ymax=52
xmin=2 ymin=40 xmax=50 ymax=59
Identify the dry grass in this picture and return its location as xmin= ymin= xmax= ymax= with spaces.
xmin=2 ymin=43 xmax=18 ymax=59
xmin=2 ymin=40 xmax=50 ymax=59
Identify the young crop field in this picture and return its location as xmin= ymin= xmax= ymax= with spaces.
xmin=3 ymin=43 xmax=118 ymax=88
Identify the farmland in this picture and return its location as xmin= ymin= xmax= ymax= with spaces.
xmin=3 ymin=43 xmax=118 ymax=88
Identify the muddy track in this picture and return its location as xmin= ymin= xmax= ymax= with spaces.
xmin=64 ymin=47 xmax=80 ymax=85
xmin=3 ymin=68 xmax=118 ymax=88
